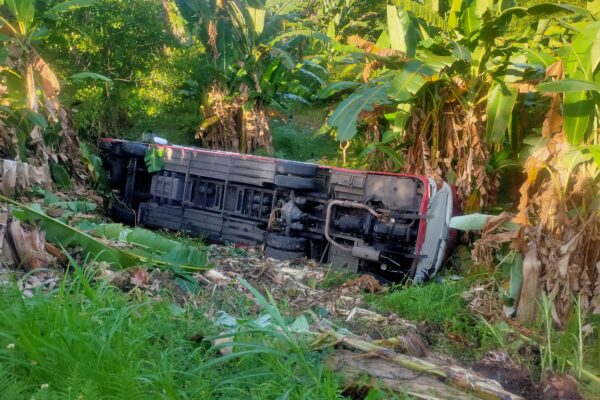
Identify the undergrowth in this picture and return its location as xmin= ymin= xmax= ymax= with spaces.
xmin=367 ymin=279 xmax=469 ymax=325
xmin=316 ymin=269 xmax=357 ymax=290
xmin=267 ymin=107 xmax=339 ymax=163
xmin=0 ymin=264 xmax=344 ymax=400
xmin=365 ymin=279 xmax=494 ymax=359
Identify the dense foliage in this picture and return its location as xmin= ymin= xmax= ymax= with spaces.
xmin=1 ymin=0 xmax=600 ymax=397
xmin=41 ymin=0 xmax=204 ymax=139
xmin=1 ymin=0 xmax=599 ymax=366
xmin=304 ymin=0 xmax=600 ymax=324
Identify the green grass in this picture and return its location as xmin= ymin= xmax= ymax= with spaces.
xmin=365 ymin=279 xmax=493 ymax=359
xmin=0 ymin=275 xmax=213 ymax=399
xmin=120 ymin=103 xmax=341 ymax=164
xmin=0 ymin=264 xmax=344 ymax=400
xmin=269 ymin=118 xmax=339 ymax=162
xmin=366 ymin=279 xmax=471 ymax=325
xmin=316 ymin=269 xmax=357 ymax=290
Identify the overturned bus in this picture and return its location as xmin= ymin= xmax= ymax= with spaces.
xmin=100 ymin=138 xmax=458 ymax=283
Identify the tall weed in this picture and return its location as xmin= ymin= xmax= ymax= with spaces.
xmin=200 ymin=279 xmax=341 ymax=399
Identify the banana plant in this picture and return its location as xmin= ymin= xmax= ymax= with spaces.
xmin=2 ymin=194 xmax=211 ymax=271
xmin=537 ymin=21 xmax=600 ymax=164
xmin=0 ymin=0 xmax=95 ymax=180
xmin=176 ymin=0 xmax=324 ymax=153
xmin=542 ymin=22 xmax=600 ymax=145
xmin=323 ymin=0 xmax=596 ymax=143
xmin=319 ymin=0 xmax=589 ymax=206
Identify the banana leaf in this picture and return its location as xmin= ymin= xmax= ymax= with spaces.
xmin=90 ymin=224 xmax=210 ymax=271
xmin=448 ymin=213 xmax=491 ymax=230
xmin=389 ymin=60 xmax=433 ymax=101
xmin=1 ymin=194 xmax=138 ymax=268
xmin=1 ymin=195 xmax=211 ymax=271
xmin=387 ymin=5 xmax=418 ymax=58
xmin=588 ymin=145 xmax=600 ymax=168
xmin=316 ymin=81 xmax=361 ymax=99
xmin=328 ymin=84 xmax=391 ymax=141
xmin=486 ymin=82 xmax=518 ymax=144
xmin=538 ymin=79 xmax=600 ymax=93
xmin=144 ymin=146 xmax=165 ymax=173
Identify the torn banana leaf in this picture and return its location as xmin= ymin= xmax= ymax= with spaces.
xmin=89 ymin=223 xmax=210 ymax=271
xmin=1 ymin=195 xmax=211 ymax=271
xmin=47 ymin=201 xmax=97 ymax=212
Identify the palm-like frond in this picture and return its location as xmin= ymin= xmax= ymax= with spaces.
xmin=392 ymin=0 xmax=449 ymax=30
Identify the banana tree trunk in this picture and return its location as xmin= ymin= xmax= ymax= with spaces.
xmin=242 ymin=101 xmax=272 ymax=154
xmin=25 ymin=62 xmax=38 ymax=112
xmin=25 ymin=56 xmax=50 ymax=177
xmin=322 ymin=330 xmax=523 ymax=400
xmin=197 ymin=84 xmax=272 ymax=154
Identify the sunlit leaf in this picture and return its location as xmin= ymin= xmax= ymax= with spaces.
xmin=70 ymin=72 xmax=112 ymax=82
xmin=566 ymin=22 xmax=600 ymax=79
xmin=247 ymin=7 xmax=265 ymax=35
xmin=560 ymin=23 xmax=600 ymax=144
xmin=448 ymin=0 xmax=463 ymax=29
xmin=563 ymin=91 xmax=592 ymax=144
xmin=391 ymin=0 xmax=449 ymax=30
xmin=449 ymin=213 xmax=491 ymax=230
xmin=328 ymin=84 xmax=391 ymax=141
xmin=5 ymin=0 xmax=35 ymax=34
xmin=588 ymin=145 xmax=600 ymax=168
xmin=475 ymin=0 xmax=493 ymax=16
xmin=198 ymin=115 xmax=220 ymax=130
xmin=144 ymin=146 xmax=165 ymax=173
xmin=326 ymin=20 xmax=335 ymax=40
xmin=589 ymin=0 xmax=600 ymax=18
xmin=387 ymin=5 xmax=417 ymax=58
xmin=315 ymin=81 xmax=361 ymax=99
xmin=388 ymin=61 xmax=433 ymax=101
xmin=393 ymin=103 xmax=411 ymax=132
xmin=527 ymin=3 xmax=591 ymax=17
xmin=486 ymin=83 xmax=518 ymax=143
xmin=561 ymin=148 xmax=592 ymax=176
xmin=538 ymin=79 xmax=600 ymax=93
xmin=462 ymin=0 xmax=481 ymax=36
xmin=522 ymin=49 xmax=556 ymax=68
xmin=417 ymin=50 xmax=456 ymax=72
xmin=46 ymin=0 xmax=97 ymax=15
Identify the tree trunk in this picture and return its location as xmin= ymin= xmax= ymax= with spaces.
xmin=516 ymin=244 xmax=541 ymax=322
xmin=197 ymin=84 xmax=272 ymax=154
xmin=321 ymin=330 xmax=523 ymax=400
xmin=25 ymin=62 xmax=38 ymax=112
